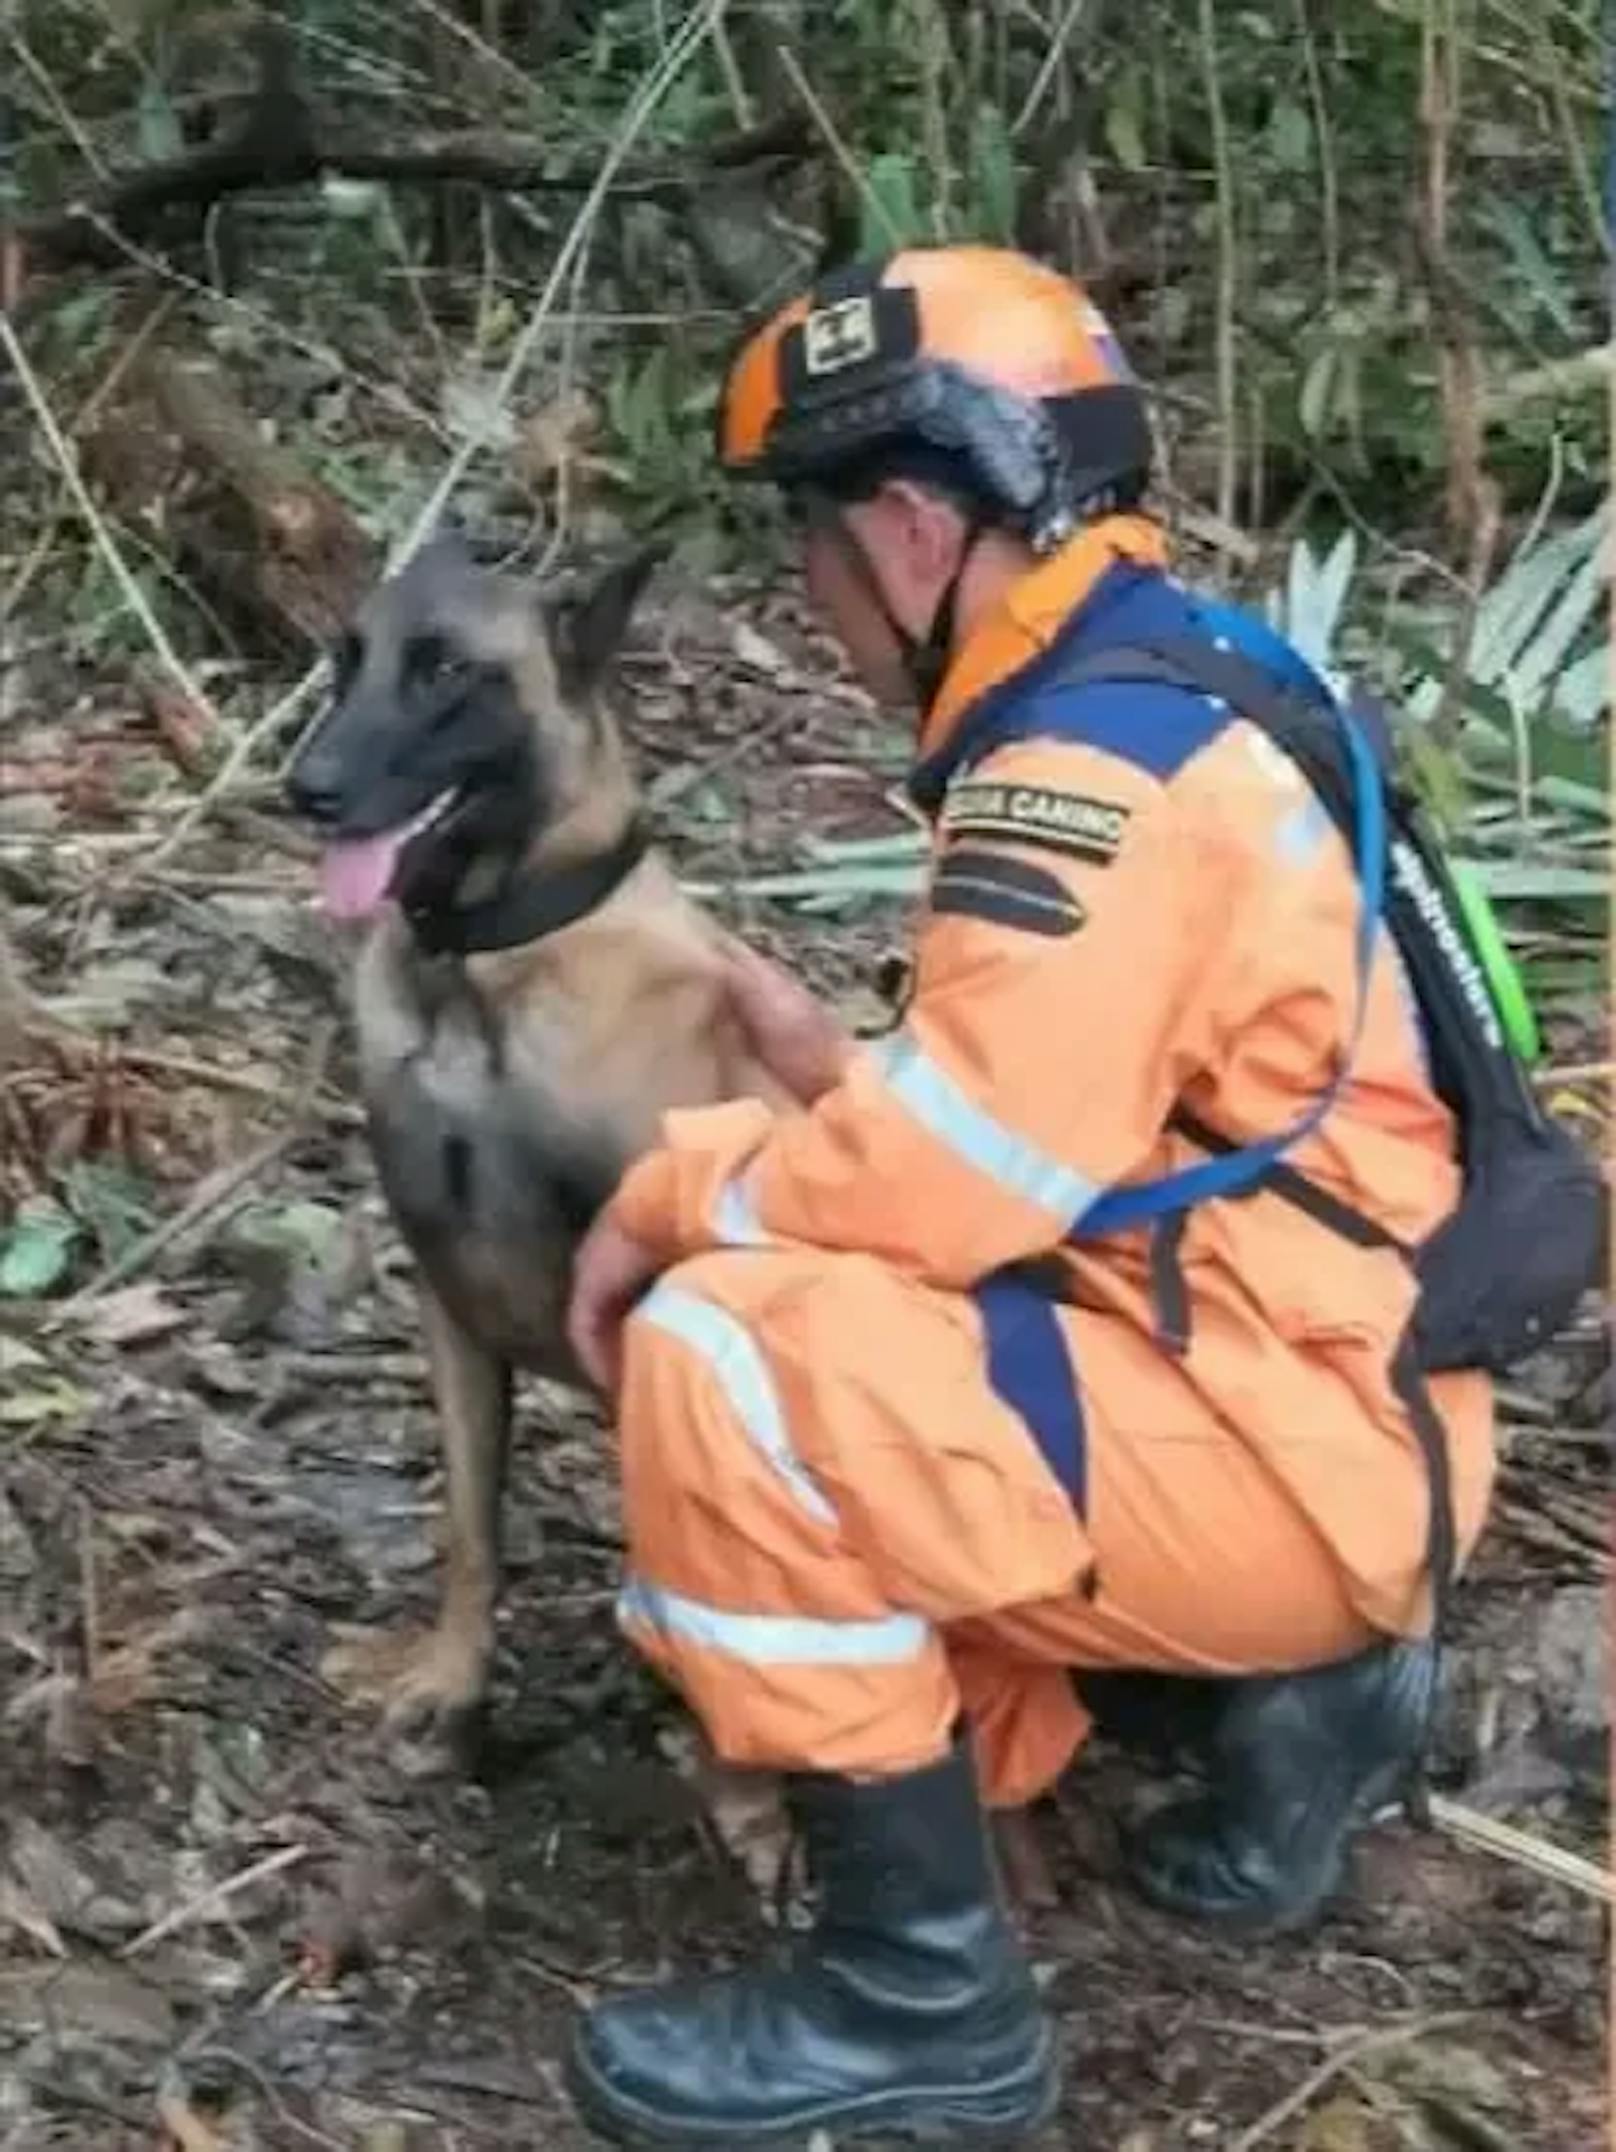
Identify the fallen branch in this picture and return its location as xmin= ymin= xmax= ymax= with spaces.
xmin=1427 ymin=1794 xmax=1612 ymax=1905
xmin=12 ymin=19 xmax=810 ymax=290
xmin=123 ymin=1842 xmax=310 ymax=1958
xmin=123 ymin=343 xmax=378 ymax=646
xmin=1231 ymin=2012 xmax=1473 ymax=2152
xmin=59 ymin=1020 xmax=335 ymax=1308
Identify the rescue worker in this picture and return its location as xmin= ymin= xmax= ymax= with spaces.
xmin=562 ymin=245 xmax=1496 ymax=2147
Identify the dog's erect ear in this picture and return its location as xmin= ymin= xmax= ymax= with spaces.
xmin=546 ymin=543 xmax=664 ymax=698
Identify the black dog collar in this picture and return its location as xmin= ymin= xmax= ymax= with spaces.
xmin=404 ymin=818 xmax=650 ymax=957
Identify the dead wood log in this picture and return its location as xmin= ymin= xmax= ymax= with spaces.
xmin=11 ymin=19 xmax=812 ymax=291
xmin=84 ymin=344 xmax=378 ymax=651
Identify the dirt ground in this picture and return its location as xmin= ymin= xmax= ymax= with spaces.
xmin=0 ymin=570 xmax=1607 ymax=2151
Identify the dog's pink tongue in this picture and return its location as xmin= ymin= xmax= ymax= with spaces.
xmin=319 ymin=830 xmax=408 ymax=921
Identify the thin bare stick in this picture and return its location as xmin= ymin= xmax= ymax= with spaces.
xmin=0 ymin=312 xmax=218 ymax=722
xmin=1293 ymin=0 xmax=1339 ymax=306
xmin=128 ymin=662 xmax=329 ymax=882
xmin=401 ymin=0 xmax=544 ymax=103
xmin=122 ymin=1844 xmax=311 ymax=1958
xmin=1427 ymin=1794 xmax=1613 ymax=1903
xmin=1196 ymin=0 xmax=1238 ymax=576
xmin=712 ymin=12 xmax=755 ymax=129
xmin=1012 ymin=0 xmax=1093 ymax=138
xmin=1230 ymin=2012 xmax=1473 ymax=2152
xmin=6 ymin=28 xmax=108 ymax=178
xmin=1534 ymin=1057 xmax=1614 ymax=1084
xmin=60 ymin=1022 xmax=334 ymax=1307
xmin=1530 ymin=0 xmax=1611 ymax=260
xmin=77 ymin=1500 xmax=102 ymax=1683
xmin=394 ymin=0 xmax=733 ymax=570
xmin=773 ymin=43 xmax=900 ymax=250
xmin=114 ymin=1046 xmax=361 ymax=1124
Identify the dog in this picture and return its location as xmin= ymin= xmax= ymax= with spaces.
xmin=284 ymin=531 xmax=798 ymax=1892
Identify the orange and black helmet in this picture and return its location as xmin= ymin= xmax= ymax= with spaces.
xmin=718 ymin=246 xmax=1150 ymax=552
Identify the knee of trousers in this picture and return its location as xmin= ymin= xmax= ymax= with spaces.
xmin=613 ymin=1254 xmax=960 ymax=1778
xmin=614 ymin=1252 xmax=881 ymax=1613
xmin=616 ymin=1252 xmax=815 ymax=1526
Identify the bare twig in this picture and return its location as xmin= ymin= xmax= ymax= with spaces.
xmin=1012 ymin=0 xmax=1094 ymax=138
xmin=77 ymin=1500 xmax=101 ymax=1684
xmin=1482 ymin=343 xmax=1612 ymax=419
xmin=129 ymin=662 xmax=330 ymax=882
xmin=1529 ymin=0 xmax=1612 ymax=259
xmin=1293 ymin=0 xmax=1339 ymax=306
xmin=1427 ymin=1796 xmax=1613 ymax=1903
xmin=1196 ymin=0 xmax=1239 ymax=574
xmin=1534 ymin=1057 xmax=1614 ymax=1084
xmin=773 ymin=42 xmax=901 ymax=250
xmin=0 ymin=312 xmax=218 ymax=723
xmin=60 ymin=1021 xmax=335 ymax=1307
xmin=395 ymin=0 xmax=735 ymax=569
xmin=123 ymin=1843 xmax=311 ymax=1958
xmin=1230 ymin=2013 xmax=1474 ymax=2151
xmin=165 ymin=2049 xmax=348 ymax=2152
xmin=13 ymin=26 xmax=807 ymax=288
xmin=1417 ymin=0 xmax=1500 ymax=567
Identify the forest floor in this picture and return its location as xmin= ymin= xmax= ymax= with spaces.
xmin=0 ymin=557 xmax=1608 ymax=2152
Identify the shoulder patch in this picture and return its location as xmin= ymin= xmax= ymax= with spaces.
xmin=931 ymin=848 xmax=1086 ymax=938
xmin=940 ymin=779 xmax=1131 ymax=866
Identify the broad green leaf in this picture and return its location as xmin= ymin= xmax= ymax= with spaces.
xmin=0 ymin=1379 xmax=87 ymax=1427
xmin=1299 ymin=346 xmax=1337 ymax=441
xmin=136 ymin=80 xmax=183 ymax=163
xmin=1478 ymin=192 xmax=1582 ymax=339
xmin=1281 ymin=527 xmax=1358 ymax=668
xmin=1502 ymin=537 xmax=1608 ymax=712
xmin=61 ymin=1158 xmax=155 ymax=1261
xmin=1466 ymin=861 xmax=1609 ymax=900
xmin=969 ymin=105 xmax=1017 ymax=244
xmin=1104 ymin=70 xmax=1149 ymax=173
xmin=805 ymin=833 xmax=929 ymax=863
xmin=1548 ymin=645 xmax=1610 ymax=729
xmin=1268 ymin=97 xmax=1312 ymax=171
xmin=0 ymin=1204 xmax=80 ymax=1297
xmin=861 ymin=152 xmax=925 ymax=253
xmin=1471 ymin=511 xmax=1604 ymax=684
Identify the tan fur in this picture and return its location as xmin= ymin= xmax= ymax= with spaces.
xmin=313 ymin=550 xmax=786 ymax=1778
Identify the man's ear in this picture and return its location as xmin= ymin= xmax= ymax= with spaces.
xmin=546 ymin=543 xmax=665 ymax=698
xmin=876 ymin=478 xmax=968 ymax=580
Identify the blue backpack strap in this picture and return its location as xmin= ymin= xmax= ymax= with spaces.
xmin=1040 ymin=632 xmax=1389 ymax=1238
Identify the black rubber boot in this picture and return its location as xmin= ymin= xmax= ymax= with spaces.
xmin=566 ymin=1734 xmax=1059 ymax=2147
xmin=1122 ymin=1638 xmax=1437 ymax=1934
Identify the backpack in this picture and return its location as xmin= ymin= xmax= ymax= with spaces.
xmin=1046 ymin=624 xmax=1606 ymax=1378
xmin=1032 ymin=618 xmax=1607 ymax=1632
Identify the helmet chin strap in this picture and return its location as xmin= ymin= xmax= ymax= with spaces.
xmin=812 ymin=497 xmax=986 ymax=714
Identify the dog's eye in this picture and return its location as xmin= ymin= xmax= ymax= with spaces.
xmin=405 ymin=632 xmax=462 ymax=688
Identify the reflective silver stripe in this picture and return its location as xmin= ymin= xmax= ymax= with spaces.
xmin=618 ymin=1577 xmax=931 ymax=1667
xmin=638 ymin=1284 xmax=834 ymax=1527
xmin=1275 ymin=795 xmax=1331 ymax=866
xmin=868 ymin=1032 xmax=1097 ymax=1222
xmin=711 ymin=1174 xmax=767 ymax=1247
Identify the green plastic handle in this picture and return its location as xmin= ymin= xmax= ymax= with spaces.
xmin=1450 ymin=859 xmax=1542 ymax=1066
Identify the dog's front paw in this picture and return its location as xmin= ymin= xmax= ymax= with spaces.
xmin=321 ymin=1620 xmax=493 ymax=1759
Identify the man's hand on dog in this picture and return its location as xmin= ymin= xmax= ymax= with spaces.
xmin=720 ymin=939 xmax=852 ymax=1106
xmin=568 ymin=1210 xmax=661 ymax=1394
xmin=568 ymin=946 xmax=851 ymax=1394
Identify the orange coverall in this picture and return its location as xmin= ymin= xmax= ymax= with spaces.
xmin=606 ymin=513 xmax=1496 ymax=1809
